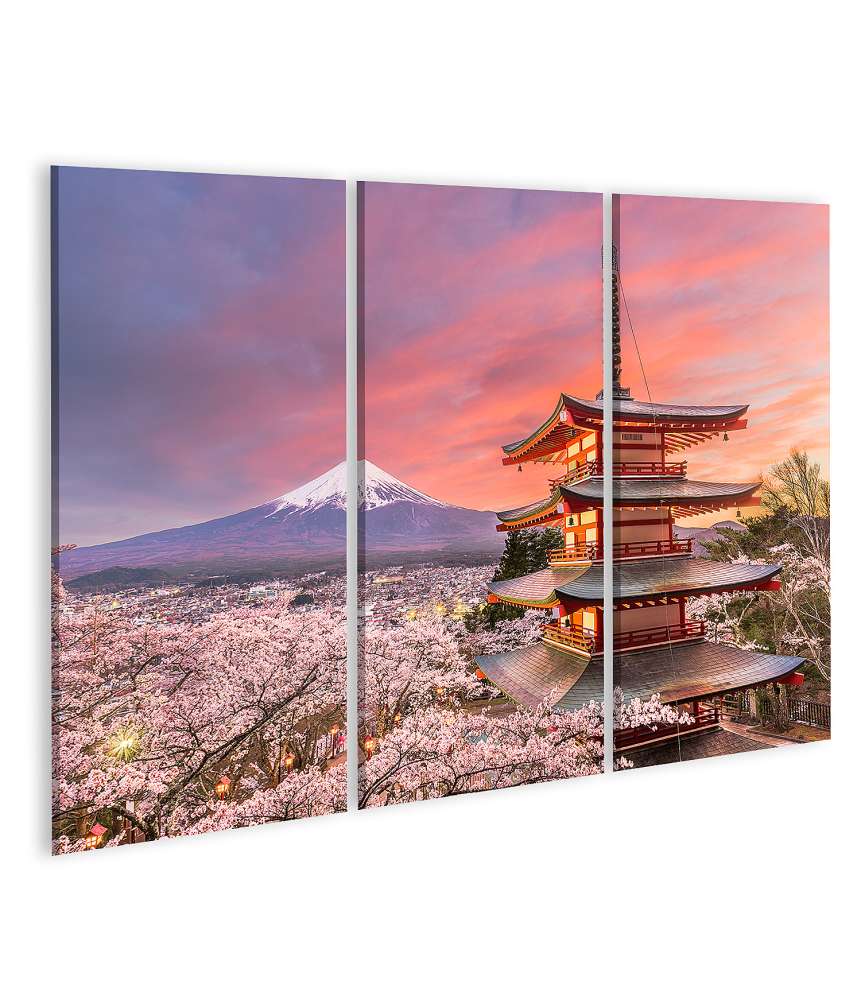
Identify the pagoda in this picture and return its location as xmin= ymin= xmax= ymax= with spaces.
xmin=475 ymin=255 xmax=806 ymax=760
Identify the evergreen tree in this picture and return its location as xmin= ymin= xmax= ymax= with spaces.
xmin=466 ymin=526 xmax=563 ymax=631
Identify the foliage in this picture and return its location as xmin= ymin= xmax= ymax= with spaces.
xmin=358 ymin=613 xmax=689 ymax=806
xmin=694 ymin=450 xmax=830 ymax=681
xmin=464 ymin=526 xmax=561 ymax=631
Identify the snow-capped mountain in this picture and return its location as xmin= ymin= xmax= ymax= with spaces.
xmin=266 ymin=460 xmax=444 ymax=516
xmin=59 ymin=461 xmax=500 ymax=583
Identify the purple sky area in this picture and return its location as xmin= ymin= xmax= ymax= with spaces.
xmin=55 ymin=167 xmax=344 ymax=546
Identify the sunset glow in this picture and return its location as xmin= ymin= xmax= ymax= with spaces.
xmin=360 ymin=182 xmax=602 ymax=512
xmin=363 ymin=185 xmax=828 ymax=523
xmin=618 ymin=195 xmax=829 ymax=525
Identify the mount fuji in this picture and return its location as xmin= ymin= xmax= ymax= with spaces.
xmin=59 ymin=461 xmax=502 ymax=583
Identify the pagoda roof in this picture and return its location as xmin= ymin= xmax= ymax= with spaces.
xmin=475 ymin=640 xmax=804 ymax=712
xmin=476 ymin=642 xmax=584 ymax=708
xmin=495 ymin=488 xmax=563 ymax=529
xmin=474 ymin=640 xmax=590 ymax=709
xmin=501 ymin=393 xmax=750 ymax=463
xmin=555 ymin=641 xmax=805 ymax=710
xmin=487 ymin=557 xmax=781 ymax=608
xmin=621 ymin=726 xmax=768 ymax=767
xmin=562 ymin=393 xmax=749 ymax=425
xmin=561 ymin=477 xmax=760 ymax=514
xmin=556 ymin=557 xmax=782 ymax=604
xmin=487 ymin=566 xmax=591 ymax=608
xmin=501 ymin=395 xmax=575 ymax=459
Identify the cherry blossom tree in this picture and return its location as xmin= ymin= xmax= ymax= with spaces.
xmin=359 ymin=616 xmax=485 ymax=744
xmin=52 ymin=593 xmax=346 ymax=852
xmin=359 ymin=613 xmax=690 ymax=806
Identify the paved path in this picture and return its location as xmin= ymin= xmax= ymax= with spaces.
xmin=719 ymin=719 xmax=801 ymax=747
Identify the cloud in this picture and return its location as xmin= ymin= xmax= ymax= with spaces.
xmin=57 ymin=168 xmax=345 ymax=545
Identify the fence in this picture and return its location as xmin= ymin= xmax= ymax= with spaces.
xmin=720 ymin=692 xmax=830 ymax=730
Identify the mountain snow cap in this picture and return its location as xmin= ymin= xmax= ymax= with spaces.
xmin=267 ymin=460 xmax=446 ymax=515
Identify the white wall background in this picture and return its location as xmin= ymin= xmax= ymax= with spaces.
xmin=3 ymin=3 xmax=856 ymax=997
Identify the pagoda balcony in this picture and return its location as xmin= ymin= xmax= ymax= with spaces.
xmin=541 ymin=622 xmax=596 ymax=654
xmin=541 ymin=618 xmax=705 ymax=656
xmin=547 ymin=537 xmax=693 ymax=565
xmin=613 ymin=538 xmax=693 ymax=559
xmin=614 ymin=618 xmax=706 ymax=651
xmin=548 ymin=460 xmax=687 ymax=488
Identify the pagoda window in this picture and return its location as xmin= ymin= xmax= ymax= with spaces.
xmin=581 ymin=510 xmax=597 ymax=524
xmin=565 ymin=513 xmax=579 ymax=528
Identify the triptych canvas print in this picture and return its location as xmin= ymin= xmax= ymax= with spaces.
xmin=51 ymin=168 xmax=829 ymax=852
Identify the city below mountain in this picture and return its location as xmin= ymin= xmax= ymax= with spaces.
xmin=59 ymin=460 xmax=502 ymax=583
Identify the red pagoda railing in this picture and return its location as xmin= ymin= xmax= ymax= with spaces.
xmin=614 ymin=702 xmax=719 ymax=750
xmin=547 ymin=537 xmax=693 ymax=565
xmin=614 ymin=619 xmax=706 ymax=651
xmin=541 ymin=622 xmax=596 ymax=654
xmin=613 ymin=538 xmax=693 ymax=559
xmin=615 ymin=460 xmax=687 ymax=477
xmin=548 ymin=461 xmax=600 ymax=487
xmin=547 ymin=542 xmax=600 ymax=563
xmin=548 ymin=460 xmax=687 ymax=488
xmin=542 ymin=618 xmax=705 ymax=656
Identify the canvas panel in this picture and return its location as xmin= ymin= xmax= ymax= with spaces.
xmin=609 ymin=193 xmax=830 ymax=768
xmin=51 ymin=167 xmax=347 ymax=852
xmin=357 ymin=181 xmax=606 ymax=808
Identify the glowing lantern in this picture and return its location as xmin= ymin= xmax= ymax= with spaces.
xmin=215 ymin=775 xmax=231 ymax=801
xmin=329 ymin=724 xmax=340 ymax=736
xmin=284 ymin=752 xmax=295 ymax=770
xmin=363 ymin=737 xmax=376 ymax=760
xmin=85 ymin=823 xmax=108 ymax=849
xmin=106 ymin=725 xmax=140 ymax=763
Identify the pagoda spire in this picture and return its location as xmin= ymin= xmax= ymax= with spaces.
xmin=598 ymin=244 xmax=631 ymax=400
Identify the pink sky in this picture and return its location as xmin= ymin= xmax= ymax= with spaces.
xmin=360 ymin=183 xmax=602 ymax=512
xmin=618 ymin=195 xmax=829 ymax=525
xmin=362 ymin=185 xmax=828 ymax=524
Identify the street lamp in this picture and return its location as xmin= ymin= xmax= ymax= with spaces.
xmin=364 ymin=737 xmax=376 ymax=760
xmin=85 ymin=823 xmax=108 ymax=850
xmin=215 ymin=775 xmax=231 ymax=801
